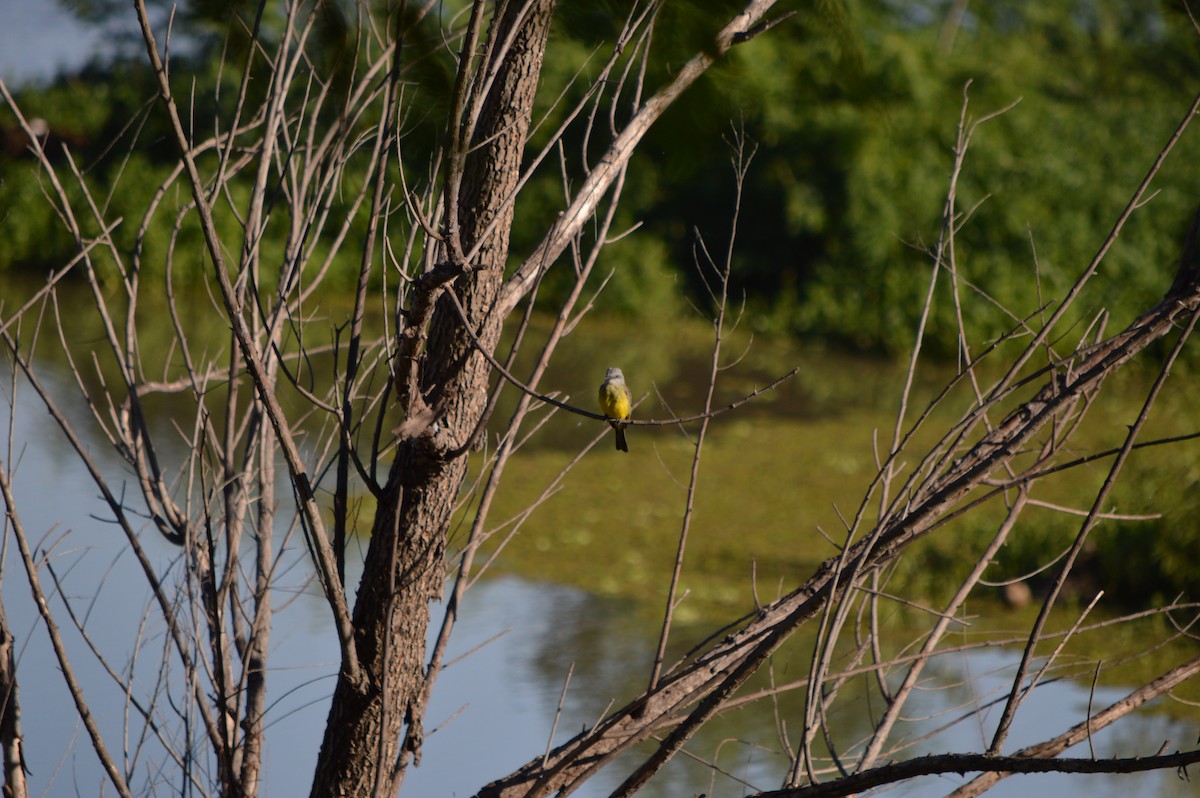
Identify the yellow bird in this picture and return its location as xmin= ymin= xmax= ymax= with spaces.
xmin=598 ymin=367 xmax=632 ymax=452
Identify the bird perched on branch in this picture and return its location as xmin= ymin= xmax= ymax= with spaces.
xmin=598 ymin=367 xmax=632 ymax=452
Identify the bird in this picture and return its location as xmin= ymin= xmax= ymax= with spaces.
xmin=598 ymin=367 xmax=632 ymax=452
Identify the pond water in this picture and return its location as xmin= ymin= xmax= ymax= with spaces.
xmin=1 ymin=341 xmax=1196 ymax=798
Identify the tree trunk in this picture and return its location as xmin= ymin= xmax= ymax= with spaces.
xmin=0 ymin=598 xmax=27 ymax=798
xmin=309 ymin=2 xmax=556 ymax=795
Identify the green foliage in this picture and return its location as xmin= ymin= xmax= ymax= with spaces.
xmin=5 ymin=1 xmax=1200 ymax=346
xmin=634 ymin=0 xmax=1200 ymax=353
xmin=1095 ymin=455 xmax=1200 ymax=605
xmin=0 ymin=2 xmax=450 ymax=290
xmin=873 ymin=3 xmax=1197 ymax=350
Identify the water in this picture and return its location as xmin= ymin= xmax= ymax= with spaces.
xmin=1 ymin=358 xmax=1196 ymax=797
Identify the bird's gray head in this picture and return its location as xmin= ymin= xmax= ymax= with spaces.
xmin=605 ymin=367 xmax=625 ymax=382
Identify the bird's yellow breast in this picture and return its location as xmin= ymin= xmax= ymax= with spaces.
xmin=599 ymin=382 xmax=631 ymax=421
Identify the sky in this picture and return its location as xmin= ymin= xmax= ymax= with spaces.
xmin=0 ymin=0 xmax=112 ymax=87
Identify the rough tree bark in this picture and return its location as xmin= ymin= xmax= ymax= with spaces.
xmin=0 ymin=600 xmax=26 ymax=798
xmin=309 ymin=1 xmax=556 ymax=795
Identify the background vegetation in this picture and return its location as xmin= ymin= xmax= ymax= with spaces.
xmin=6 ymin=1 xmax=1200 ymax=350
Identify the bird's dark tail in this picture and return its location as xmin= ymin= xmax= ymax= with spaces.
xmin=614 ymin=425 xmax=628 ymax=453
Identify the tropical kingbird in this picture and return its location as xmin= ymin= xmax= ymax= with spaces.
xmin=598 ymin=367 xmax=632 ymax=452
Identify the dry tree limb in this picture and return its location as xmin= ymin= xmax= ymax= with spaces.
xmin=650 ymin=133 xmax=755 ymax=693
xmin=760 ymin=655 xmax=1200 ymax=798
xmin=134 ymin=0 xmax=362 ymax=690
xmin=760 ymin=749 xmax=1200 ymax=798
xmin=0 ymin=468 xmax=134 ymax=798
xmin=0 ymin=577 xmax=27 ymax=798
xmin=478 ymin=184 xmax=1200 ymax=798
